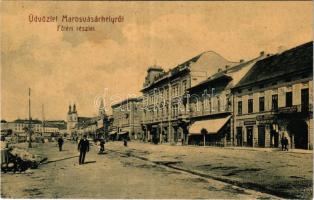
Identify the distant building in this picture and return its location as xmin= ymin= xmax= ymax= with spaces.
xmin=66 ymin=104 xmax=97 ymax=139
xmin=1 ymin=118 xmax=63 ymax=142
xmin=111 ymin=97 xmax=143 ymax=140
xmin=232 ymin=42 xmax=313 ymax=149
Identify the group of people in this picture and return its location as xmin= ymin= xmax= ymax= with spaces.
xmin=281 ymin=137 xmax=289 ymax=151
xmin=56 ymin=135 xmax=119 ymax=165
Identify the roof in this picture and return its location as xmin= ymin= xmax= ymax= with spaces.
xmin=188 ymin=57 xmax=261 ymax=91
xmin=13 ymin=119 xmax=42 ymax=124
xmin=142 ymin=51 xmax=238 ymax=91
xmin=234 ymin=41 xmax=313 ymax=89
xmin=111 ymin=97 xmax=142 ymax=108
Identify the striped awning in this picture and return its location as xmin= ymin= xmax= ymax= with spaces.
xmin=117 ymin=131 xmax=128 ymax=135
xmin=189 ymin=116 xmax=231 ymax=135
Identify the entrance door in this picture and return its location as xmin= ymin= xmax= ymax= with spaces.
xmin=287 ymin=120 xmax=308 ymax=149
xmin=301 ymin=88 xmax=309 ymax=112
xmin=236 ymin=127 xmax=243 ymax=146
xmin=271 ymin=130 xmax=279 ymax=147
xmin=246 ymin=126 xmax=253 ymax=147
xmin=258 ymin=126 xmax=265 ymax=147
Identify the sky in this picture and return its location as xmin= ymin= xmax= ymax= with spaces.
xmin=1 ymin=1 xmax=313 ymax=121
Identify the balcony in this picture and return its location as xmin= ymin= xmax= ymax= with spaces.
xmin=190 ymin=105 xmax=231 ymax=118
xmin=275 ymin=104 xmax=312 ymax=114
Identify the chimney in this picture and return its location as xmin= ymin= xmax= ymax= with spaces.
xmin=260 ymin=51 xmax=265 ymax=56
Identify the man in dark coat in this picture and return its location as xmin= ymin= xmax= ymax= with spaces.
xmin=78 ymin=135 xmax=90 ymax=164
xmin=281 ymin=137 xmax=285 ymax=151
xmin=57 ymin=137 xmax=64 ymax=151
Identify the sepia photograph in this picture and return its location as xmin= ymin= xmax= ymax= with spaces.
xmin=1 ymin=1 xmax=313 ymax=199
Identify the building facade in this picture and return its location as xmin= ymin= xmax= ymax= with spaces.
xmin=232 ymin=42 xmax=313 ymax=149
xmin=141 ymin=52 xmax=239 ymax=144
xmin=111 ymin=98 xmax=143 ymax=140
xmin=187 ymin=55 xmax=264 ymax=146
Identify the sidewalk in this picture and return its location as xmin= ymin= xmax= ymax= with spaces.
xmin=106 ymin=141 xmax=313 ymax=199
xmin=137 ymin=141 xmax=313 ymax=154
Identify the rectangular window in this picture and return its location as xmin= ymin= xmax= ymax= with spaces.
xmin=217 ymin=97 xmax=220 ymax=112
xmin=182 ymin=80 xmax=187 ymax=93
xmin=286 ymin=92 xmax=293 ymax=107
xmin=259 ymin=97 xmax=265 ymax=112
xmin=272 ymin=94 xmax=278 ymax=110
xmin=238 ymin=101 xmax=242 ymax=115
xmin=248 ymin=99 xmax=253 ymax=113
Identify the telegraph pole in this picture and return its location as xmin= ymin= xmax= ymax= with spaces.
xmin=42 ymin=104 xmax=45 ymax=136
xmin=28 ymin=88 xmax=32 ymax=148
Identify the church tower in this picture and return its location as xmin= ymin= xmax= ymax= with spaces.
xmin=98 ymin=98 xmax=106 ymax=119
xmin=67 ymin=104 xmax=78 ymax=137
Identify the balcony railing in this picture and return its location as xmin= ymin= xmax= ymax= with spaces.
xmin=190 ymin=105 xmax=231 ymax=117
xmin=274 ymin=104 xmax=312 ymax=114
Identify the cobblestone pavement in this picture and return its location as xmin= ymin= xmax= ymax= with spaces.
xmin=1 ymin=141 xmax=281 ymax=199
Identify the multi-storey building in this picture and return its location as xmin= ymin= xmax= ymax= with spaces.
xmin=187 ymin=54 xmax=265 ymax=146
xmin=232 ymin=42 xmax=313 ymax=149
xmin=141 ymin=51 xmax=239 ymax=144
xmin=111 ymin=97 xmax=143 ymax=140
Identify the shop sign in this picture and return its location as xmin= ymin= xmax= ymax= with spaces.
xmin=256 ymin=114 xmax=275 ymax=121
xmin=278 ymin=105 xmax=298 ymax=113
xmin=244 ymin=120 xmax=256 ymax=125
xmin=258 ymin=120 xmax=273 ymax=125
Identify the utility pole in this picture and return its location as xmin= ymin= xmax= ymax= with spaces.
xmin=28 ymin=88 xmax=32 ymax=148
xmin=42 ymin=104 xmax=45 ymax=136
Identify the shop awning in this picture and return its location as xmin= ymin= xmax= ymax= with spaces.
xmin=109 ymin=131 xmax=117 ymax=135
xmin=117 ymin=131 xmax=128 ymax=135
xmin=121 ymin=127 xmax=130 ymax=133
xmin=189 ymin=116 xmax=231 ymax=135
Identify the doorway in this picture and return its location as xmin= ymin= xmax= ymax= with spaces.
xmin=287 ymin=120 xmax=308 ymax=149
xmin=258 ymin=126 xmax=265 ymax=147
xmin=246 ymin=126 xmax=254 ymax=147
xmin=271 ymin=130 xmax=279 ymax=147
xmin=236 ymin=127 xmax=243 ymax=146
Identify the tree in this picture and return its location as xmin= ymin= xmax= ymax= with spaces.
xmin=201 ymin=128 xmax=208 ymax=147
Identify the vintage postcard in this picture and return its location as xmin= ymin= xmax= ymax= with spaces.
xmin=1 ymin=1 xmax=313 ymax=199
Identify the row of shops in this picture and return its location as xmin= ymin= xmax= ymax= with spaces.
xmin=108 ymin=41 xmax=313 ymax=150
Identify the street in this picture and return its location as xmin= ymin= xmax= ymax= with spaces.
xmin=1 ymin=141 xmax=285 ymax=199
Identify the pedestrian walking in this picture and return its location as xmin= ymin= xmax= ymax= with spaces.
xmin=99 ymin=138 xmax=105 ymax=154
xmin=78 ymin=135 xmax=90 ymax=165
xmin=123 ymin=137 xmax=128 ymax=147
xmin=281 ymin=137 xmax=285 ymax=151
xmin=57 ymin=137 xmax=64 ymax=151
xmin=284 ymin=137 xmax=289 ymax=151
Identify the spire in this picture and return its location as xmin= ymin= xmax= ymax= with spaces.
xmin=99 ymin=98 xmax=106 ymax=118
xmin=68 ymin=105 xmax=72 ymax=114
xmin=73 ymin=104 xmax=77 ymax=113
